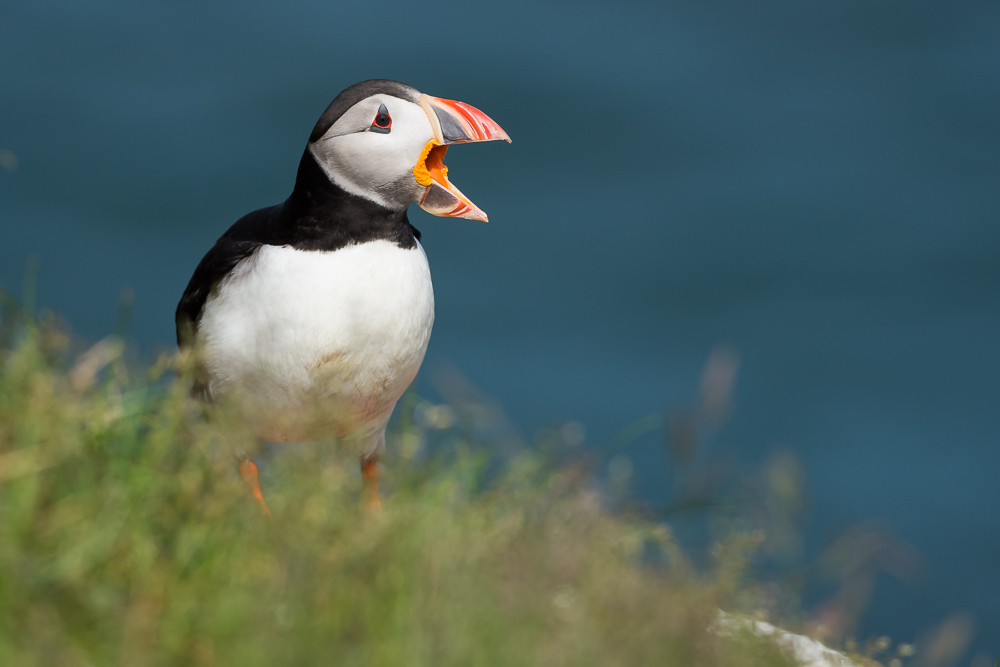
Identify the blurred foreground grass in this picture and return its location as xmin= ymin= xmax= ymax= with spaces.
xmin=0 ymin=311 xmax=811 ymax=666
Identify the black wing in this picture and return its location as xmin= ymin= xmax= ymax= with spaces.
xmin=174 ymin=239 xmax=260 ymax=346
xmin=174 ymin=204 xmax=287 ymax=346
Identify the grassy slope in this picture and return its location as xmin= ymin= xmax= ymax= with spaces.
xmin=0 ymin=317 xmax=804 ymax=666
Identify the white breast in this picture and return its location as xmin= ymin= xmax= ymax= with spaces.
xmin=197 ymin=240 xmax=435 ymax=446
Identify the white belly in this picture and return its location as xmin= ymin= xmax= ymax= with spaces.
xmin=197 ymin=240 xmax=435 ymax=446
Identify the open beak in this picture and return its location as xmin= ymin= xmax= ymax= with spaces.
xmin=413 ymin=94 xmax=511 ymax=222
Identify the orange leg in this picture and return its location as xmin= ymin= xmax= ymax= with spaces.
xmin=238 ymin=459 xmax=271 ymax=516
xmin=361 ymin=459 xmax=381 ymax=515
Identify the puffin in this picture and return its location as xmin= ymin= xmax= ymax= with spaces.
xmin=175 ymin=79 xmax=509 ymax=513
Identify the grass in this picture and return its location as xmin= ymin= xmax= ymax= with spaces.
xmin=0 ymin=308 xmax=815 ymax=666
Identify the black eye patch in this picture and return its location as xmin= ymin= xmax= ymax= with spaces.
xmin=370 ymin=103 xmax=392 ymax=134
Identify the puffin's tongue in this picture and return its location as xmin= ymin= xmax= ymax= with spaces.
xmin=414 ymin=141 xmax=488 ymax=222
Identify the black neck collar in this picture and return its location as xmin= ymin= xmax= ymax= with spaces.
xmin=275 ymin=152 xmax=418 ymax=251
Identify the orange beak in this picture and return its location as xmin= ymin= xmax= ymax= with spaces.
xmin=413 ymin=94 xmax=511 ymax=222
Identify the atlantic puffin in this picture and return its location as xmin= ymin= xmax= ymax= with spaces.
xmin=175 ymin=79 xmax=509 ymax=513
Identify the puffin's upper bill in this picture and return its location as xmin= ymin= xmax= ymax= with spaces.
xmin=414 ymin=94 xmax=511 ymax=223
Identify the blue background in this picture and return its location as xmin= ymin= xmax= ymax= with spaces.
xmin=2 ymin=0 xmax=998 ymax=657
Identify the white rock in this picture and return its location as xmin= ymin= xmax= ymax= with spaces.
xmin=714 ymin=611 xmax=863 ymax=667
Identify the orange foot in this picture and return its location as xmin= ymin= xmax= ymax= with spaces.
xmin=238 ymin=459 xmax=271 ymax=516
xmin=361 ymin=459 xmax=381 ymax=516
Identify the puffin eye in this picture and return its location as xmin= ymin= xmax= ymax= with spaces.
xmin=370 ymin=103 xmax=392 ymax=134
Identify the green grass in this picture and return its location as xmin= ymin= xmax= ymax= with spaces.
xmin=0 ymin=311 xmax=806 ymax=666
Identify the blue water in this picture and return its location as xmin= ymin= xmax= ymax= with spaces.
xmin=3 ymin=0 xmax=999 ymax=656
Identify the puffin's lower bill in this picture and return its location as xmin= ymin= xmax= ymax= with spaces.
xmin=414 ymin=94 xmax=511 ymax=223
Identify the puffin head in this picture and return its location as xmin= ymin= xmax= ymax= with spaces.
xmin=306 ymin=79 xmax=510 ymax=223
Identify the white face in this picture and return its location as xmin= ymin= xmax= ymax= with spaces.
xmin=308 ymin=94 xmax=435 ymax=210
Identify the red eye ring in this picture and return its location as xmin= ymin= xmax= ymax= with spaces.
xmin=371 ymin=103 xmax=391 ymax=133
